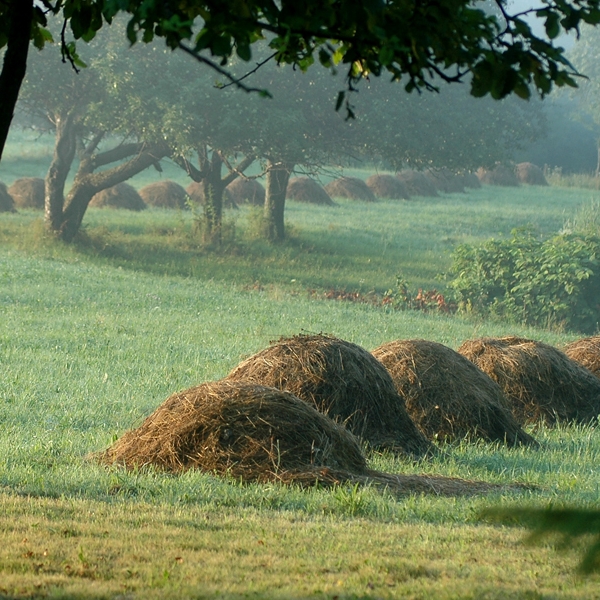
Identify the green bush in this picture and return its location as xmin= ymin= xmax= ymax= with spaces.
xmin=448 ymin=227 xmax=600 ymax=332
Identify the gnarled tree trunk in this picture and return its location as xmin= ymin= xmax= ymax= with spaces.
xmin=264 ymin=160 xmax=293 ymax=241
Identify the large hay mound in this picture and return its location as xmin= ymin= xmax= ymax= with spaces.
xmin=372 ymin=339 xmax=537 ymax=446
xmin=476 ymin=165 xmax=519 ymax=187
xmin=97 ymin=380 xmax=368 ymax=482
xmin=90 ymin=183 xmax=146 ymax=210
xmin=226 ymin=178 xmax=265 ymax=206
xmin=396 ymin=170 xmax=439 ymax=197
xmin=365 ymin=174 xmax=410 ymax=200
xmin=8 ymin=177 xmax=44 ymax=209
xmin=564 ymin=336 xmax=600 ymax=378
xmin=0 ymin=182 xmax=16 ymax=212
xmin=458 ymin=336 xmax=600 ymax=425
xmin=462 ymin=172 xmax=482 ymax=189
xmin=425 ymin=169 xmax=465 ymax=194
xmin=226 ymin=334 xmax=433 ymax=457
xmin=186 ymin=182 xmax=236 ymax=209
xmin=139 ymin=180 xmax=189 ymax=209
xmin=324 ymin=177 xmax=377 ymax=202
xmin=516 ymin=162 xmax=548 ymax=186
xmin=286 ymin=177 xmax=336 ymax=205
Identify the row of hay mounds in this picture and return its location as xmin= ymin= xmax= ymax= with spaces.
xmin=0 ymin=182 xmax=16 ymax=212
xmin=396 ymin=170 xmax=439 ymax=197
xmin=286 ymin=177 xmax=336 ymax=205
xmin=425 ymin=169 xmax=466 ymax=194
xmin=477 ymin=162 xmax=548 ymax=187
xmin=98 ymin=379 xmax=521 ymax=496
xmin=139 ymin=180 xmax=188 ymax=209
xmin=365 ymin=174 xmax=411 ymax=200
xmin=564 ymin=336 xmax=600 ymax=378
xmin=90 ymin=183 xmax=147 ymax=211
xmin=372 ymin=339 xmax=538 ymax=447
xmin=458 ymin=337 xmax=600 ymax=425
xmin=324 ymin=176 xmax=377 ymax=202
xmin=226 ymin=334 xmax=434 ymax=458
xmin=226 ymin=177 xmax=265 ymax=206
xmin=8 ymin=177 xmax=45 ymax=209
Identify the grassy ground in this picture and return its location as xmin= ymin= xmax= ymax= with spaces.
xmin=2 ymin=171 xmax=600 ymax=596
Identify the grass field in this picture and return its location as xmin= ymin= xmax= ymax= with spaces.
xmin=1 ymin=157 xmax=600 ymax=597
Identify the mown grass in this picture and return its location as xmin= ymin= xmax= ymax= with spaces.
xmin=1 ymin=181 xmax=600 ymax=597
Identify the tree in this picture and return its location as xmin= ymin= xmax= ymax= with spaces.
xmin=3 ymin=0 xmax=600 ymax=162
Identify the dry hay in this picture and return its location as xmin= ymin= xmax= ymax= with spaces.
xmin=462 ymin=172 xmax=482 ymax=189
xmin=286 ymin=177 xmax=336 ymax=205
xmin=563 ymin=336 xmax=600 ymax=378
xmin=139 ymin=180 xmax=189 ymax=209
xmin=226 ymin=177 xmax=265 ymax=206
xmin=324 ymin=177 xmax=377 ymax=202
xmin=185 ymin=182 xmax=236 ymax=209
xmin=425 ymin=169 xmax=465 ymax=194
xmin=8 ymin=177 xmax=44 ymax=209
xmin=372 ymin=339 xmax=537 ymax=446
xmin=476 ymin=165 xmax=519 ymax=187
xmin=226 ymin=334 xmax=433 ymax=458
xmin=396 ymin=170 xmax=439 ymax=197
xmin=516 ymin=162 xmax=548 ymax=186
xmin=458 ymin=336 xmax=600 ymax=425
xmin=0 ymin=182 xmax=16 ymax=212
xmin=365 ymin=174 xmax=410 ymax=200
xmin=90 ymin=183 xmax=146 ymax=211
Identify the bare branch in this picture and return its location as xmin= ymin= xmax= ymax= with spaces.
xmin=219 ymin=52 xmax=278 ymax=90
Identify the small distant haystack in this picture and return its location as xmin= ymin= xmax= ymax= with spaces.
xmin=458 ymin=336 xmax=600 ymax=425
xmin=516 ymin=162 xmax=548 ymax=186
xmin=462 ymin=172 xmax=482 ymax=189
xmin=286 ymin=177 xmax=336 ymax=205
xmin=564 ymin=336 xmax=600 ymax=378
xmin=425 ymin=169 xmax=465 ymax=194
xmin=476 ymin=165 xmax=519 ymax=187
xmin=226 ymin=178 xmax=265 ymax=206
xmin=396 ymin=170 xmax=439 ymax=197
xmin=0 ymin=182 xmax=16 ymax=212
xmin=8 ymin=177 xmax=44 ymax=209
xmin=324 ymin=177 xmax=377 ymax=202
xmin=226 ymin=334 xmax=433 ymax=457
xmin=139 ymin=180 xmax=189 ymax=209
xmin=185 ymin=182 xmax=236 ymax=208
xmin=97 ymin=380 xmax=367 ymax=483
xmin=372 ymin=340 xmax=537 ymax=446
xmin=365 ymin=174 xmax=411 ymax=200
xmin=90 ymin=183 xmax=146 ymax=210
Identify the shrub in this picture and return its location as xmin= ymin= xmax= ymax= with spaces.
xmin=448 ymin=227 xmax=600 ymax=332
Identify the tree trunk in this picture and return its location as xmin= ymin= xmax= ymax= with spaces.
xmin=201 ymin=152 xmax=226 ymax=245
xmin=0 ymin=0 xmax=33 ymax=161
xmin=45 ymin=112 xmax=78 ymax=231
xmin=596 ymin=140 xmax=600 ymax=178
xmin=264 ymin=160 xmax=292 ymax=241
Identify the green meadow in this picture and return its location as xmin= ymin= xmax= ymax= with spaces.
xmin=1 ymin=164 xmax=600 ymax=597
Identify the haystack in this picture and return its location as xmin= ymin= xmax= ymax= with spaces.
xmin=185 ymin=182 xmax=236 ymax=208
xmin=372 ymin=339 xmax=537 ymax=446
xmin=324 ymin=177 xmax=377 ymax=202
xmin=90 ymin=183 xmax=146 ymax=211
xmin=286 ymin=177 xmax=336 ymax=205
xmin=226 ymin=334 xmax=433 ymax=457
xmin=462 ymin=172 xmax=482 ymax=189
xmin=396 ymin=170 xmax=439 ymax=197
xmin=226 ymin=178 xmax=265 ymax=206
xmin=564 ymin=336 xmax=600 ymax=378
xmin=458 ymin=336 xmax=600 ymax=425
xmin=476 ymin=165 xmax=519 ymax=187
xmin=8 ymin=177 xmax=44 ymax=209
xmin=365 ymin=174 xmax=410 ymax=200
xmin=139 ymin=180 xmax=189 ymax=209
xmin=0 ymin=182 xmax=16 ymax=212
xmin=516 ymin=162 xmax=548 ymax=186
xmin=425 ymin=169 xmax=465 ymax=194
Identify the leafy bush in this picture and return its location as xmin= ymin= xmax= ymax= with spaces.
xmin=448 ymin=227 xmax=600 ymax=332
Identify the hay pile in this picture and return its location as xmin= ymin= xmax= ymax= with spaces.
xmin=425 ymin=169 xmax=465 ymax=194
xmin=226 ymin=178 xmax=265 ymax=206
xmin=516 ymin=162 xmax=548 ymax=186
xmin=476 ymin=165 xmax=519 ymax=187
xmin=365 ymin=174 xmax=411 ymax=200
xmin=139 ymin=180 xmax=189 ymax=209
xmin=286 ymin=177 xmax=336 ymax=205
xmin=396 ymin=170 xmax=439 ymax=197
xmin=458 ymin=336 xmax=600 ymax=425
xmin=372 ymin=340 xmax=537 ymax=446
xmin=8 ymin=177 xmax=44 ymax=209
xmin=564 ymin=336 xmax=600 ymax=378
xmin=226 ymin=334 xmax=433 ymax=457
xmin=462 ymin=172 xmax=482 ymax=189
xmin=0 ymin=182 xmax=16 ymax=212
xmin=90 ymin=183 xmax=147 ymax=210
xmin=324 ymin=177 xmax=377 ymax=202
xmin=185 ymin=182 xmax=236 ymax=208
